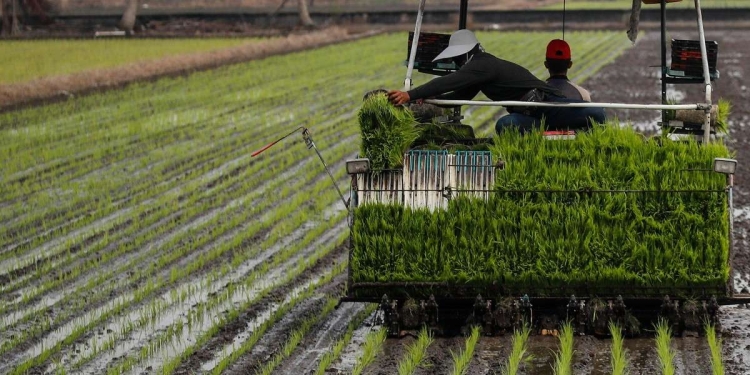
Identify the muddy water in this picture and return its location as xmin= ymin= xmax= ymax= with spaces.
xmin=413 ymin=336 xmax=462 ymax=375
xmin=467 ymin=336 xmax=512 ymax=374
xmin=362 ymin=337 xmax=414 ymax=375
xmin=334 ymin=319 xmax=382 ymax=374
xmin=721 ymin=305 xmax=750 ymax=375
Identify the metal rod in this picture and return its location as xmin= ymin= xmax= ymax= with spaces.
xmin=694 ymin=0 xmax=713 ymax=143
xmin=729 ymin=180 xmax=735 ymax=296
xmin=459 ymin=0 xmax=468 ymax=29
xmin=661 ymin=0 xmax=667 ymax=125
xmin=306 ymin=132 xmax=349 ymax=210
xmin=425 ymin=99 xmax=709 ymax=110
xmin=354 ymin=188 xmax=725 ymax=193
xmin=404 ymin=0 xmax=427 ymax=91
xmin=250 ymin=126 xmax=305 ymax=157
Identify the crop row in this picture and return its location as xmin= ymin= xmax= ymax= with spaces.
xmin=0 ymin=123 xmax=356 ymax=357
xmin=0 ymin=38 xmax=262 ymax=84
xmin=1 ymin=31 xmax=630 ymax=372
xmin=352 ymin=126 xmax=730 ymax=296
xmin=354 ymin=322 xmax=724 ymax=374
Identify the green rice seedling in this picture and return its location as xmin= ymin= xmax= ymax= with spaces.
xmin=397 ymin=326 xmax=434 ymax=375
xmin=351 ymin=124 xmax=731 ymax=298
xmin=351 ymin=327 xmax=387 ymax=375
xmin=552 ymin=321 xmax=574 ymax=375
xmin=257 ymin=297 xmax=338 ymax=375
xmin=705 ymin=322 xmax=725 ymax=375
xmin=655 ymin=319 xmax=676 ymax=375
xmin=609 ymin=321 xmax=629 ymax=375
xmin=358 ymin=93 xmax=420 ymax=170
xmin=715 ymin=98 xmax=732 ymax=134
xmin=502 ymin=324 xmax=532 ymax=375
xmin=315 ymin=304 xmax=378 ymax=375
xmin=450 ymin=326 xmax=480 ymax=375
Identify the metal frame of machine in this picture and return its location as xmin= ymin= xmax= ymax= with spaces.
xmin=342 ymin=0 xmax=746 ymax=335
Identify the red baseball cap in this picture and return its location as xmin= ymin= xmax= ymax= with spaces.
xmin=546 ymin=39 xmax=571 ymax=60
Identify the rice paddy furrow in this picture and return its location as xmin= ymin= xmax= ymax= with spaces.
xmin=63 ymin=213 xmax=347 ymax=373
xmin=0 ymin=143 xmax=356 ymax=356
xmin=1 ymin=145 xmax=355 ymax=369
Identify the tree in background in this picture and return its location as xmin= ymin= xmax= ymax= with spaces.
xmin=271 ymin=0 xmax=315 ymax=27
xmin=1 ymin=0 xmax=21 ymax=36
xmin=118 ymin=0 xmax=140 ymax=34
xmin=298 ymin=0 xmax=314 ymax=26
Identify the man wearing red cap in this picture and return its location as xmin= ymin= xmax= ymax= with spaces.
xmin=387 ymin=30 xmax=605 ymax=134
xmin=545 ymin=39 xmax=592 ymax=101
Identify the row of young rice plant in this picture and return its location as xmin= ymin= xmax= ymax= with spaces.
xmin=397 ymin=326 xmax=434 ymax=375
xmin=0 ymin=126 xmax=356 ymax=362
xmin=352 ymin=327 xmax=388 ymax=375
xmin=0 ymin=29 xmax=375 ymax=315
xmin=552 ymin=322 xmax=575 ymax=375
xmin=0 ymin=38 xmax=265 ymax=84
xmin=450 ymin=326 xmax=481 ymax=375
xmin=254 ymin=296 xmax=340 ymax=375
xmin=1 ymin=37 xmax=375 ymax=373
xmin=0 ymin=116 xmax=357 ymax=334
xmin=610 ymin=322 xmax=629 ymax=375
xmin=503 ymin=325 xmax=533 ymax=375
xmin=313 ymin=304 xmax=379 ymax=375
xmin=0 ymin=31 xmax=628 ymax=373
xmin=351 ymin=125 xmax=731 ymax=297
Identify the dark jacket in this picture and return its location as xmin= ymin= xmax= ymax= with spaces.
xmin=407 ymin=51 xmax=561 ymax=101
xmin=546 ymin=75 xmax=592 ymax=102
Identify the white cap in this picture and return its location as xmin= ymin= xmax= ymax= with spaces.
xmin=432 ymin=30 xmax=479 ymax=62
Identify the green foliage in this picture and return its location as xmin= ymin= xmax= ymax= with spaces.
xmin=0 ymin=38 xmax=258 ymax=84
xmin=502 ymin=324 xmax=532 ymax=375
xmin=655 ymin=319 xmax=676 ymax=375
xmin=358 ymin=94 xmax=420 ymax=170
xmin=552 ymin=321 xmax=574 ymax=375
xmin=257 ymin=297 xmax=339 ymax=375
xmin=705 ymin=322 xmax=725 ymax=375
xmin=352 ymin=327 xmax=387 ymax=375
xmin=397 ymin=327 xmax=434 ymax=375
xmin=716 ymin=98 xmax=732 ymax=134
xmin=609 ymin=322 xmax=629 ymax=375
xmin=450 ymin=326 xmax=480 ymax=375
xmin=315 ymin=304 xmax=378 ymax=375
xmin=0 ymin=31 xmax=634 ymax=372
xmin=352 ymin=125 xmax=731 ymax=296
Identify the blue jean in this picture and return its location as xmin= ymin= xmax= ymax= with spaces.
xmin=495 ymin=95 xmax=606 ymax=135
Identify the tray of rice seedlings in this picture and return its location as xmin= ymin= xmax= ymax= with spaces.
xmin=358 ymin=93 xmax=421 ymax=170
xmin=663 ymin=98 xmax=731 ymax=136
xmin=411 ymin=121 xmax=493 ymax=151
xmin=358 ymin=94 xmax=492 ymax=168
xmin=348 ymin=125 xmax=733 ymax=301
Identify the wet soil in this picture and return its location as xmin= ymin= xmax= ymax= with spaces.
xmin=466 ymin=335 xmax=512 ymax=374
xmin=362 ymin=336 xmax=414 ymax=375
xmin=223 ymin=273 xmax=349 ymax=374
xmin=413 ymin=336 xmax=464 ymax=375
xmin=171 ymin=242 xmax=349 ymax=374
xmin=274 ymin=301 xmax=368 ymax=374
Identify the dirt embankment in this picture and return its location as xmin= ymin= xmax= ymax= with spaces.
xmin=53 ymin=0 xmax=526 ymax=13
xmin=0 ymin=27 xmax=380 ymax=113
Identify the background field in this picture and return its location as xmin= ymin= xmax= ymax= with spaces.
xmin=0 ymin=38 xmax=265 ymax=84
xmin=0 ymin=31 xmax=631 ymax=374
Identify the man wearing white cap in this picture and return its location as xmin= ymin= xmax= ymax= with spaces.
xmin=387 ymin=30 xmax=605 ymax=134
